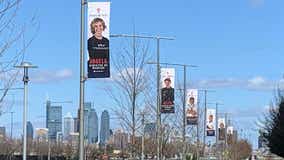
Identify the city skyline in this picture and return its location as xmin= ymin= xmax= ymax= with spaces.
xmin=0 ymin=102 xmax=113 ymax=147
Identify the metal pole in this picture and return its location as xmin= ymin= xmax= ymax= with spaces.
xmin=182 ymin=65 xmax=186 ymax=160
xmin=156 ymin=38 xmax=161 ymax=160
xmin=10 ymin=111 xmax=14 ymax=139
xmin=132 ymin=28 xmax=136 ymax=158
xmin=142 ymin=113 xmax=145 ymax=160
xmin=79 ymin=0 xmax=86 ymax=159
xmin=196 ymin=101 xmax=200 ymax=159
xmin=48 ymin=139 xmax=51 ymax=160
xmin=215 ymin=103 xmax=219 ymax=157
xmin=23 ymin=67 xmax=28 ymax=160
xmin=203 ymin=90 xmax=207 ymax=156
xmin=225 ymin=113 xmax=228 ymax=148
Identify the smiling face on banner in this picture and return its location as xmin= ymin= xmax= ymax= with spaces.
xmin=87 ymin=2 xmax=110 ymax=78
xmin=218 ymin=118 xmax=225 ymax=129
xmin=186 ymin=89 xmax=198 ymax=124
xmin=206 ymin=109 xmax=216 ymax=136
xmin=160 ymin=68 xmax=175 ymax=113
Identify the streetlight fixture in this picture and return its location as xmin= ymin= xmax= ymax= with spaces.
xmin=146 ymin=61 xmax=198 ymax=160
xmin=111 ymin=34 xmax=174 ymax=160
xmin=15 ymin=61 xmax=37 ymax=160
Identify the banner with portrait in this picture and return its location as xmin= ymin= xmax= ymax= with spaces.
xmin=87 ymin=2 xmax=110 ymax=78
xmin=227 ymin=126 xmax=233 ymax=135
xmin=206 ymin=109 xmax=216 ymax=136
xmin=160 ymin=68 xmax=175 ymax=113
xmin=227 ymin=126 xmax=234 ymax=144
xmin=218 ymin=118 xmax=226 ymax=140
xmin=186 ymin=89 xmax=198 ymax=125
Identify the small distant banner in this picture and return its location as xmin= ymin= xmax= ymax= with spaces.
xmin=227 ymin=126 xmax=234 ymax=144
xmin=160 ymin=68 xmax=175 ymax=113
xmin=186 ymin=89 xmax=198 ymax=125
xmin=227 ymin=126 xmax=233 ymax=135
xmin=87 ymin=2 xmax=110 ymax=78
xmin=206 ymin=109 xmax=216 ymax=136
xmin=218 ymin=118 xmax=226 ymax=140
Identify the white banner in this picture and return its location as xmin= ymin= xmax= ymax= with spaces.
xmin=206 ymin=109 xmax=216 ymax=136
xmin=186 ymin=89 xmax=198 ymax=125
xmin=218 ymin=118 xmax=225 ymax=129
xmin=87 ymin=2 xmax=111 ymax=78
xmin=218 ymin=118 xmax=226 ymax=140
xmin=160 ymin=68 xmax=175 ymax=113
xmin=227 ymin=126 xmax=234 ymax=135
xmin=88 ymin=2 xmax=110 ymax=39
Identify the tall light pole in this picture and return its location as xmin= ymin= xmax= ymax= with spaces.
xmin=214 ymin=102 xmax=223 ymax=147
xmin=147 ymin=62 xmax=198 ymax=160
xmin=139 ymin=111 xmax=146 ymax=160
xmin=15 ymin=61 xmax=37 ymax=160
xmin=137 ymin=109 xmax=150 ymax=160
xmin=10 ymin=111 xmax=14 ymax=139
xmin=79 ymin=0 xmax=86 ymax=159
xmin=111 ymin=34 xmax=174 ymax=160
xmin=198 ymin=89 xmax=215 ymax=157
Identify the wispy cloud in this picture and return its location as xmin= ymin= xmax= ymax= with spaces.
xmin=30 ymin=68 xmax=73 ymax=83
xmin=196 ymin=78 xmax=243 ymax=88
xmin=249 ymin=0 xmax=264 ymax=8
xmin=225 ymin=105 xmax=267 ymax=118
xmin=247 ymin=76 xmax=274 ymax=90
xmin=192 ymin=76 xmax=281 ymax=91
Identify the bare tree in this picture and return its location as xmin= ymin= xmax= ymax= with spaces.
xmin=227 ymin=139 xmax=252 ymax=160
xmin=0 ymin=0 xmax=38 ymax=113
xmin=105 ymin=37 xmax=153 ymax=156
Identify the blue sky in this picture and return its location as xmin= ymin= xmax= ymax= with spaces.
xmin=1 ymin=0 xmax=284 ymax=149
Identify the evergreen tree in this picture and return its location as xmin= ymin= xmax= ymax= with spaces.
xmin=261 ymin=94 xmax=284 ymax=158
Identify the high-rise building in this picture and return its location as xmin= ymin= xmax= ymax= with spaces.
xmin=56 ymin=132 xmax=63 ymax=143
xmin=111 ymin=129 xmax=128 ymax=150
xmin=84 ymin=102 xmax=92 ymax=140
xmin=77 ymin=102 xmax=99 ymax=144
xmin=100 ymin=110 xmax=110 ymax=146
xmin=88 ymin=108 xmax=98 ymax=143
xmin=46 ymin=100 xmax=62 ymax=141
xmin=64 ymin=112 xmax=74 ymax=140
xmin=27 ymin=121 xmax=34 ymax=141
xmin=69 ymin=132 xmax=79 ymax=147
xmin=73 ymin=117 xmax=79 ymax=133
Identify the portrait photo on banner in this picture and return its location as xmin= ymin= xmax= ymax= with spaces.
xmin=218 ymin=118 xmax=226 ymax=140
xmin=206 ymin=109 xmax=216 ymax=136
xmin=160 ymin=68 xmax=175 ymax=113
xmin=186 ymin=89 xmax=198 ymax=125
xmin=87 ymin=2 xmax=110 ymax=78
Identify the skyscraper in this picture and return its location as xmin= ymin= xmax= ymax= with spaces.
xmin=111 ymin=129 xmax=128 ymax=150
xmin=84 ymin=102 xmax=92 ymax=140
xmin=64 ymin=112 xmax=74 ymax=140
xmin=27 ymin=121 xmax=34 ymax=141
xmin=46 ymin=100 xmax=62 ymax=141
xmin=100 ymin=110 xmax=110 ymax=146
xmin=88 ymin=108 xmax=98 ymax=143
xmin=77 ymin=102 xmax=99 ymax=144
xmin=73 ymin=117 xmax=79 ymax=133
